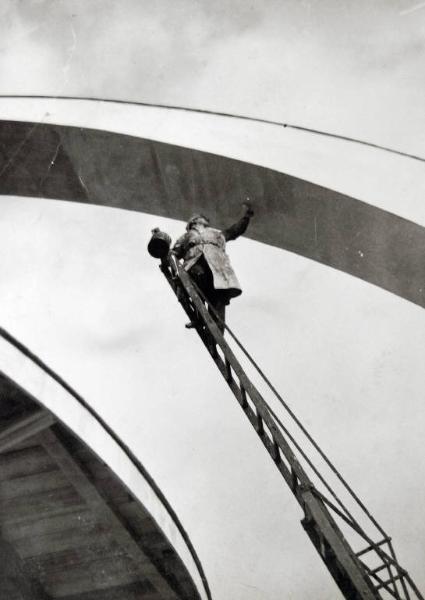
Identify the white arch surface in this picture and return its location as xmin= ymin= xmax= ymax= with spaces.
xmin=0 ymin=97 xmax=425 ymax=227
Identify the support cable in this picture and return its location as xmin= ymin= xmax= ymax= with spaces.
xmin=0 ymin=94 xmax=424 ymax=163
xmin=190 ymin=277 xmax=390 ymax=540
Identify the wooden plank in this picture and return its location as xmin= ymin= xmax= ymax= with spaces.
xmin=26 ymin=553 xmax=152 ymax=598
xmin=0 ymin=536 xmax=48 ymax=600
xmin=0 ymin=469 xmax=67 ymax=501
xmin=62 ymin=448 xmax=137 ymax=506
xmin=0 ymin=445 xmax=56 ymax=481
xmin=118 ymin=501 xmax=193 ymax=591
xmin=58 ymin=580 xmax=159 ymax=600
xmin=38 ymin=429 xmax=179 ymax=600
xmin=26 ymin=543 xmax=142 ymax=575
xmin=13 ymin=520 xmax=114 ymax=559
xmin=119 ymin=501 xmax=159 ymax=536
xmin=0 ymin=410 xmax=55 ymax=453
xmin=84 ymin=472 xmax=132 ymax=506
xmin=2 ymin=507 xmax=95 ymax=543
xmin=0 ymin=485 xmax=83 ymax=523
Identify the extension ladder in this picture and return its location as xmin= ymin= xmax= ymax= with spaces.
xmin=157 ymin=253 xmax=423 ymax=600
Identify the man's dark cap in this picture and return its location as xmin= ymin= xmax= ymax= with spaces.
xmin=186 ymin=214 xmax=210 ymax=230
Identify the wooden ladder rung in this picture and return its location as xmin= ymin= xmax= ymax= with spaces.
xmin=370 ymin=563 xmax=388 ymax=575
xmin=255 ymin=411 xmax=264 ymax=434
xmin=291 ymin=468 xmax=300 ymax=492
xmin=356 ymin=537 xmax=391 ymax=557
xmin=225 ymin=358 xmax=233 ymax=382
xmin=240 ymin=385 xmax=248 ymax=408
xmin=271 ymin=440 xmax=281 ymax=463
xmin=375 ymin=572 xmax=403 ymax=591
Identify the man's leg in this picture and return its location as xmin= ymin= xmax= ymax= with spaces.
xmin=209 ymin=293 xmax=227 ymax=334
xmin=186 ymin=259 xmax=213 ymax=328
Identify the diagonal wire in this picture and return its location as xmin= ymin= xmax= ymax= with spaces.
xmin=0 ymin=94 xmax=424 ymax=163
xmin=188 ymin=270 xmax=389 ymax=539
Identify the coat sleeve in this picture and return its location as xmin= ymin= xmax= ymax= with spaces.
xmin=171 ymin=233 xmax=188 ymax=259
xmin=222 ymin=214 xmax=252 ymax=241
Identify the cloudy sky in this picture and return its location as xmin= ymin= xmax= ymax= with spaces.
xmin=1 ymin=2 xmax=425 ymax=599
xmin=1 ymin=0 xmax=425 ymax=155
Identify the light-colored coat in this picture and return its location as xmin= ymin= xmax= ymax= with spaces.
xmin=172 ymin=226 xmax=242 ymax=297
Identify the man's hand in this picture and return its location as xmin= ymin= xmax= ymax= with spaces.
xmin=242 ymin=198 xmax=254 ymax=217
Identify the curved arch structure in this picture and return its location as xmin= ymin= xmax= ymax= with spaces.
xmin=0 ymin=327 xmax=210 ymax=600
xmin=1 ymin=97 xmax=425 ymax=600
xmin=0 ymin=97 xmax=425 ymax=309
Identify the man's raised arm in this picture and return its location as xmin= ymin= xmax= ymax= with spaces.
xmin=222 ymin=202 xmax=254 ymax=241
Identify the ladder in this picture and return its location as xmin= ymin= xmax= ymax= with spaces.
xmin=157 ymin=252 xmax=423 ymax=600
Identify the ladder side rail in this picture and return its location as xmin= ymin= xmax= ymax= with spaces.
xmin=161 ymin=262 xmax=304 ymax=492
xmin=172 ymin=261 xmax=380 ymax=600
xmin=261 ymin=396 xmax=363 ymax=523
xmin=388 ymin=540 xmax=411 ymax=600
xmin=174 ymin=262 xmax=324 ymax=491
xmin=404 ymin=575 xmax=424 ymax=600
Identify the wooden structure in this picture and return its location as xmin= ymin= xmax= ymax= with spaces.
xmin=0 ymin=372 xmax=202 ymax=600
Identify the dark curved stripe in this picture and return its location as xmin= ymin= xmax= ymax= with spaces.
xmin=1 ymin=119 xmax=425 ymax=310
xmin=1 ymin=94 xmax=424 ymax=163
xmin=0 ymin=325 xmax=212 ymax=600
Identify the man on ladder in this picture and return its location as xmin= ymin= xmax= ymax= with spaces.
xmin=171 ymin=202 xmax=254 ymax=331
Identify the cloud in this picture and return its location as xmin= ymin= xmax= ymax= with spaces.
xmin=1 ymin=1 xmax=424 ymax=154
